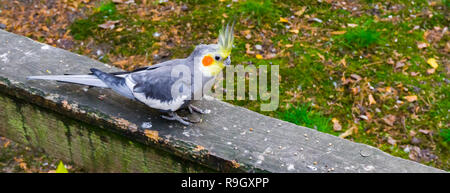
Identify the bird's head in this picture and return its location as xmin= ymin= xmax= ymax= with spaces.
xmin=195 ymin=23 xmax=234 ymax=77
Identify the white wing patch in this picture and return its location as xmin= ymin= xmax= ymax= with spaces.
xmin=125 ymin=75 xmax=187 ymax=111
xmin=134 ymin=93 xmax=188 ymax=111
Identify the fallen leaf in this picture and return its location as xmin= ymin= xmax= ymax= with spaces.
xmin=294 ymin=6 xmax=307 ymax=16
xmin=152 ymin=16 xmax=162 ymax=21
xmin=3 ymin=140 xmax=10 ymax=148
xmin=230 ymin=160 xmax=240 ymax=168
xmin=418 ymin=129 xmax=432 ymax=135
xmin=347 ymin=23 xmax=358 ymax=28
xmin=368 ymin=94 xmax=376 ymax=105
xmin=387 ymin=58 xmax=395 ymax=65
xmin=382 ymin=115 xmax=396 ymax=126
xmin=351 ymin=87 xmax=359 ymax=95
xmin=350 ymin=74 xmax=362 ymax=82
xmin=255 ymin=54 xmax=263 ymax=59
xmin=417 ymin=42 xmax=428 ymax=49
xmin=427 ymin=68 xmax=435 ymax=74
xmin=308 ymin=18 xmax=323 ymax=23
xmin=339 ymin=57 xmax=347 ymax=66
xmin=387 ymin=137 xmax=397 ymax=146
xmin=339 ymin=125 xmax=357 ymax=138
xmin=279 ymin=17 xmax=289 ymax=23
xmin=289 ymin=29 xmax=299 ymax=34
xmin=332 ymin=118 xmax=342 ymax=131
xmin=330 ymin=31 xmax=346 ymax=35
xmin=19 ymin=162 xmax=28 ymax=170
xmin=144 ymin=130 xmax=159 ymax=142
xmin=113 ymin=59 xmax=128 ymax=67
xmin=42 ymin=26 xmax=49 ymax=32
xmin=98 ymin=20 xmax=120 ymax=30
xmin=404 ymin=95 xmax=417 ymax=102
xmin=427 ymin=58 xmax=438 ymax=69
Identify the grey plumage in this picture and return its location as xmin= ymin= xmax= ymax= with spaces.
xmin=27 ymin=24 xmax=234 ymax=125
xmin=27 ymin=74 xmax=109 ymax=88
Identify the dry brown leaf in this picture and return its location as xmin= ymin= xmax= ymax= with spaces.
xmin=330 ymin=31 xmax=346 ymax=35
xmin=418 ymin=129 xmax=432 ymax=135
xmin=382 ymin=115 xmax=396 ymax=126
xmin=294 ymin=6 xmax=307 ymax=17
xmin=339 ymin=125 xmax=357 ymax=138
xmin=289 ymin=29 xmax=299 ymax=34
xmin=404 ymin=95 xmax=418 ymax=102
xmin=19 ymin=162 xmax=28 ymax=170
xmin=387 ymin=137 xmax=397 ymax=146
xmin=98 ymin=20 xmax=120 ymax=30
xmin=113 ymin=59 xmax=128 ymax=66
xmin=339 ymin=57 xmax=347 ymax=66
xmin=230 ymin=160 xmax=240 ymax=168
xmin=417 ymin=42 xmax=428 ymax=49
xmin=144 ymin=130 xmax=159 ymax=142
xmin=42 ymin=26 xmax=49 ymax=32
xmin=152 ymin=16 xmax=162 ymax=22
xmin=368 ymin=94 xmax=376 ymax=105
xmin=332 ymin=118 xmax=342 ymax=131
xmin=350 ymin=74 xmax=362 ymax=82
xmin=3 ymin=140 xmax=10 ymax=148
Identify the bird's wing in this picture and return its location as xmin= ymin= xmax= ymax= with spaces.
xmin=126 ymin=62 xmax=192 ymax=111
xmin=108 ymin=58 xmax=188 ymax=75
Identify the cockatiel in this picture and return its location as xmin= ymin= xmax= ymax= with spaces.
xmin=28 ymin=23 xmax=234 ymax=125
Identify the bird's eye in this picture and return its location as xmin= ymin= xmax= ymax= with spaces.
xmin=215 ymin=56 xmax=221 ymax=61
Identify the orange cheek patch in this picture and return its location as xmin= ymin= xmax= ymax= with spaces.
xmin=202 ymin=55 xmax=213 ymax=66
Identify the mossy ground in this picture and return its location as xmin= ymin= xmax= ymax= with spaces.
xmin=0 ymin=0 xmax=448 ymax=170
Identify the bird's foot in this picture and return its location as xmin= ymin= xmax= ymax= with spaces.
xmin=188 ymin=104 xmax=210 ymax=114
xmin=161 ymin=112 xmax=192 ymax=126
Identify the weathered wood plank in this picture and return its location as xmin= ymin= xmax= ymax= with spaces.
xmin=0 ymin=93 xmax=214 ymax=172
xmin=0 ymin=29 xmax=444 ymax=172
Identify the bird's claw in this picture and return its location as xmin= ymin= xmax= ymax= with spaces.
xmin=188 ymin=104 xmax=209 ymax=114
xmin=161 ymin=112 xmax=192 ymax=126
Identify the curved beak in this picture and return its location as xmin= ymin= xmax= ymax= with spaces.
xmin=224 ymin=56 xmax=231 ymax=66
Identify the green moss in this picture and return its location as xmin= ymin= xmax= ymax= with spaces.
xmin=336 ymin=19 xmax=383 ymax=50
xmin=278 ymin=103 xmax=333 ymax=134
xmin=441 ymin=129 xmax=450 ymax=142
xmin=234 ymin=0 xmax=282 ymax=25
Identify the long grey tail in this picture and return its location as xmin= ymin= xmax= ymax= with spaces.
xmin=27 ymin=69 xmax=135 ymax=100
xmin=27 ymin=74 xmax=109 ymax=88
xmin=89 ymin=68 xmax=135 ymax=99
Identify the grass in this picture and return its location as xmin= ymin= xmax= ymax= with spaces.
xmin=70 ymin=1 xmax=156 ymax=58
xmin=234 ymin=0 xmax=282 ymax=25
xmin=337 ymin=20 xmax=382 ymax=50
xmin=278 ymin=103 xmax=333 ymax=134
xmin=441 ymin=129 xmax=450 ymax=142
xmin=70 ymin=1 xmax=120 ymax=40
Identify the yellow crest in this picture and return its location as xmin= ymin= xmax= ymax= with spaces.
xmin=218 ymin=22 xmax=235 ymax=58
